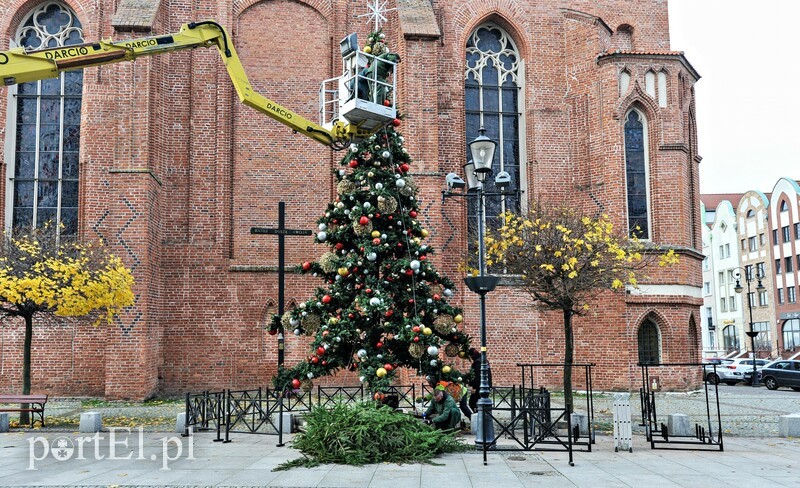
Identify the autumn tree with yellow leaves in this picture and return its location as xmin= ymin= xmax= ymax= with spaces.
xmin=0 ymin=227 xmax=135 ymax=424
xmin=485 ymin=203 xmax=677 ymax=411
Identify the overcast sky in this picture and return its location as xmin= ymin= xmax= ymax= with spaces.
xmin=668 ymin=1 xmax=800 ymax=195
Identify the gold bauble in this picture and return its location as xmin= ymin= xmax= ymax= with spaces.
xmin=409 ymin=342 xmax=424 ymax=358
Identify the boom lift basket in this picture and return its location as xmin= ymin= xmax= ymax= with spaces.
xmin=320 ymin=34 xmax=397 ymax=136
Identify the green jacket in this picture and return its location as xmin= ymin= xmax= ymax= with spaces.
xmin=425 ymin=393 xmax=461 ymax=430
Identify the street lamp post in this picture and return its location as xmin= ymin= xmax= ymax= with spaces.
xmin=733 ymin=266 xmax=766 ymax=387
xmin=442 ymin=128 xmax=516 ymax=461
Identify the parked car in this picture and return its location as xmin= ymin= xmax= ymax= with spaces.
xmin=716 ymin=358 xmax=771 ymax=385
xmin=759 ymin=360 xmax=800 ymax=391
xmin=703 ymin=358 xmax=733 ymax=385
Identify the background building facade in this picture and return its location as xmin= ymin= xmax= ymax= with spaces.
xmin=700 ymin=180 xmax=800 ymax=361
xmin=0 ymin=0 xmax=703 ymax=398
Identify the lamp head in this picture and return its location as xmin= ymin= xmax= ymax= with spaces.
xmin=469 ymin=127 xmax=496 ymax=178
xmin=446 ymin=172 xmax=466 ymax=190
xmin=734 ymin=280 xmax=743 ymax=294
xmin=494 ymin=171 xmax=511 ymax=189
xmin=756 ymin=279 xmax=765 ymax=292
xmin=463 ymin=161 xmax=482 ymax=190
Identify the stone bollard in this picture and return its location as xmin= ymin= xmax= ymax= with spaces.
xmin=79 ymin=412 xmax=102 ymax=433
xmin=570 ymin=413 xmax=589 ymax=435
xmin=176 ymin=412 xmax=186 ymax=434
xmin=779 ymin=413 xmax=800 ymax=438
xmin=280 ymin=412 xmax=294 ymax=434
xmin=667 ymin=413 xmax=691 ymax=436
xmin=0 ymin=413 xmax=8 ymax=433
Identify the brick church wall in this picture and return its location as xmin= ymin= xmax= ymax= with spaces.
xmin=0 ymin=0 xmax=702 ymax=398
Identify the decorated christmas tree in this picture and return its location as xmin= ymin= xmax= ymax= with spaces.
xmin=271 ymin=31 xmax=472 ymax=397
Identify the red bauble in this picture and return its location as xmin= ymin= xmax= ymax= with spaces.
xmin=384 ymin=364 xmax=394 ymax=372
xmin=322 ymin=330 xmax=329 ymax=337
xmin=409 ymin=210 xmax=417 ymax=218
xmin=374 ymin=392 xmax=385 ymax=401
xmin=349 ymin=159 xmax=359 ymax=168
xmin=269 ymin=329 xmax=278 ymax=336
xmin=302 ymin=261 xmax=312 ymax=271
xmin=375 ymin=213 xmax=381 ymax=218
xmin=392 ymin=118 xmax=401 ymax=127
xmin=372 ymin=238 xmax=381 ymax=245
xmin=399 ymin=163 xmax=410 ymax=173
xmin=317 ymin=346 xmax=326 ymax=356
xmin=291 ymin=379 xmax=301 ymax=389
xmin=433 ymin=294 xmax=440 ymax=301
xmin=383 ymin=99 xmax=392 ymax=107
xmin=376 ymin=341 xmax=384 ymax=348
xmin=413 ymin=336 xmax=420 ymax=342
xmin=349 ymin=313 xmax=355 ymax=318
xmin=310 ymin=356 xmax=319 ymax=364
xmin=405 ymin=269 xmax=413 ymax=275
xmin=322 ymin=295 xmax=332 ymax=304
xmin=412 ymin=325 xmax=421 ymax=333
xmin=359 ymin=216 xmax=369 ymax=225
xmin=366 ymin=288 xmax=372 ymax=294
xmin=335 ymin=242 xmax=345 ymax=251
xmin=322 ymin=360 xmax=328 ymax=366
xmin=385 ymin=310 xmax=394 ymax=318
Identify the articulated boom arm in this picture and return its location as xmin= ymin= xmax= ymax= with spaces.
xmin=0 ymin=21 xmax=369 ymax=148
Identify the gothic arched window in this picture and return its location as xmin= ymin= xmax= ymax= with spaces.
xmin=465 ymin=24 xmax=523 ymax=269
xmin=637 ymin=319 xmax=660 ymax=365
xmin=4 ymin=2 xmax=83 ymax=236
xmin=624 ymin=109 xmax=650 ymax=239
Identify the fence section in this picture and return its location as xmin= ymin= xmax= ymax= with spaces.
xmin=638 ymin=363 xmax=723 ymax=451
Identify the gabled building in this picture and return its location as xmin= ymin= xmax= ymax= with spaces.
xmin=701 ymin=198 xmax=744 ymax=354
xmin=769 ymin=178 xmax=800 ymax=356
xmin=736 ymin=190 xmax=776 ymax=357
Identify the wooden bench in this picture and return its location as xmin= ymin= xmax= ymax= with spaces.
xmin=0 ymin=395 xmax=48 ymax=427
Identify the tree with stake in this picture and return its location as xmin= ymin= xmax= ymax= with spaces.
xmin=484 ymin=204 xmax=678 ymax=413
xmin=0 ymin=226 xmax=135 ymax=424
xmin=271 ymin=31 xmax=473 ymax=396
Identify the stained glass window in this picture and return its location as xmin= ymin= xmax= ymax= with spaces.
xmin=465 ymin=24 xmax=522 ymax=270
xmin=624 ymin=110 xmax=649 ymax=239
xmin=637 ymin=319 xmax=660 ymax=365
xmin=7 ymin=2 xmax=83 ymax=235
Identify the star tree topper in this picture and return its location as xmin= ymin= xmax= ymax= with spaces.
xmin=357 ymin=0 xmax=396 ymax=31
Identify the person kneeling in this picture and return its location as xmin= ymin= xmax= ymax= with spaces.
xmin=424 ymin=389 xmax=461 ymax=431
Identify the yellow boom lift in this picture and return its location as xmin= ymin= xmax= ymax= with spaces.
xmin=0 ymin=20 xmax=398 ymax=150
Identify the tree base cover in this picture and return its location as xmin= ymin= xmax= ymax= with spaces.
xmin=274 ymin=401 xmax=469 ymax=471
